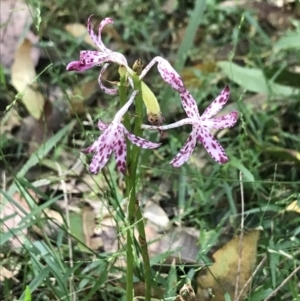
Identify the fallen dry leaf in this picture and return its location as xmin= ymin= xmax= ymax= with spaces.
xmin=11 ymin=39 xmax=44 ymax=119
xmin=16 ymin=99 xmax=66 ymax=154
xmin=68 ymin=79 xmax=98 ymax=115
xmin=65 ymin=23 xmax=96 ymax=48
xmin=143 ymin=200 xmax=170 ymax=229
xmin=196 ymin=229 xmax=260 ymax=301
xmin=0 ymin=266 xmax=19 ymax=282
xmin=0 ymin=0 xmax=40 ymax=68
xmin=0 ymin=189 xmax=38 ymax=248
xmin=176 ymin=283 xmax=196 ymax=301
xmin=285 ymin=200 xmax=300 ymax=214
xmin=145 ymin=222 xmax=200 ymax=265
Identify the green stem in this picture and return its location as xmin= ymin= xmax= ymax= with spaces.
xmin=122 ymin=69 xmax=152 ymax=301
xmin=119 ymin=74 xmax=134 ymax=301
xmin=136 ymin=207 xmax=152 ymax=301
xmin=131 ymin=74 xmax=152 ymax=301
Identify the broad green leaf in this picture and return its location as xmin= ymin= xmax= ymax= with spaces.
xmin=229 ymin=158 xmax=255 ymax=182
xmin=24 ymin=286 xmax=32 ymax=301
xmin=217 ymin=61 xmax=300 ymax=96
xmin=218 ymin=61 xmax=268 ymax=93
xmin=274 ymin=31 xmax=300 ymax=51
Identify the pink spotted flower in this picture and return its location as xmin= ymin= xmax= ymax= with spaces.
xmin=66 ymin=15 xmax=185 ymax=96
xmin=142 ymin=86 xmax=238 ymax=167
xmin=66 ymin=15 xmax=128 ymax=72
xmin=83 ymin=91 xmax=161 ymax=174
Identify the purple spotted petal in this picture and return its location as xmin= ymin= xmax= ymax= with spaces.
xmin=98 ymin=120 xmax=108 ymax=131
xmin=98 ymin=64 xmax=118 ymax=95
xmin=170 ymin=127 xmax=198 ymax=167
xmin=89 ymin=143 xmax=114 ymax=174
xmin=114 ymin=90 xmax=138 ymax=122
xmin=114 ymin=128 xmax=127 ymax=174
xmin=179 ymin=90 xmax=200 ymax=119
xmin=123 ymin=128 xmax=161 ymax=149
xmin=201 ymin=111 xmax=238 ymax=129
xmin=83 ymin=127 xmax=114 ymax=174
xmin=139 ymin=56 xmax=185 ymax=93
xmin=198 ymin=128 xmax=228 ymax=164
xmin=87 ymin=15 xmax=113 ymax=52
xmin=81 ymin=140 xmax=98 ymax=154
xmin=66 ymin=61 xmax=96 ymax=71
xmin=201 ymin=85 xmax=230 ymax=119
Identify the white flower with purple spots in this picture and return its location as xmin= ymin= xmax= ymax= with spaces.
xmin=66 ymin=16 xmax=186 ymax=99
xmin=66 ymin=15 xmax=128 ymax=72
xmin=82 ymin=91 xmax=161 ymax=174
xmin=142 ymin=86 xmax=238 ymax=167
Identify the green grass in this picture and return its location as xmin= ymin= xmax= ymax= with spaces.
xmin=1 ymin=0 xmax=300 ymax=300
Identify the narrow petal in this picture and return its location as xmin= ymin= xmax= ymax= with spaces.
xmin=170 ymin=127 xmax=198 ymax=167
xmin=66 ymin=61 xmax=95 ymax=71
xmin=97 ymin=18 xmax=114 ymax=52
xmin=113 ymin=128 xmax=127 ymax=174
xmin=89 ymin=144 xmax=113 ymax=174
xmin=156 ymin=57 xmax=186 ymax=93
xmin=180 ymin=90 xmax=200 ymax=118
xmin=88 ymin=128 xmax=115 ymax=174
xmin=139 ymin=56 xmax=186 ymax=93
xmin=201 ymin=85 xmax=230 ymax=119
xmin=201 ymin=111 xmax=238 ymax=129
xmin=98 ymin=120 xmax=108 ymax=131
xmin=142 ymin=118 xmax=193 ymax=131
xmin=80 ymin=50 xmax=110 ymax=65
xmin=98 ymin=64 xmax=118 ymax=95
xmin=87 ymin=15 xmax=113 ymax=52
xmin=123 ymin=127 xmax=161 ymax=149
xmin=81 ymin=140 xmax=98 ymax=154
xmin=81 ymin=127 xmax=107 ymax=154
xmin=198 ymin=128 xmax=228 ymax=164
xmin=113 ymin=90 xmax=138 ymax=122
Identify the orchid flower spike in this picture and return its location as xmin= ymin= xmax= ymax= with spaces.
xmin=142 ymin=86 xmax=238 ymax=167
xmin=82 ymin=91 xmax=161 ymax=174
xmin=66 ymin=15 xmax=128 ymax=72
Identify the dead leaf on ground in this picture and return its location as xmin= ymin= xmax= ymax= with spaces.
xmin=143 ymin=200 xmax=170 ymax=229
xmin=32 ymin=208 xmax=64 ymax=238
xmin=0 ymin=189 xmax=38 ymax=248
xmin=145 ymin=222 xmax=200 ymax=265
xmin=196 ymin=229 xmax=261 ymax=301
xmin=68 ymin=79 xmax=98 ymax=115
xmin=181 ymin=63 xmax=217 ymax=89
xmin=65 ymin=23 xmax=96 ymax=48
xmin=0 ymin=107 xmax=21 ymax=136
xmin=16 ymin=99 xmax=66 ymax=154
xmin=11 ymin=39 xmax=44 ymax=120
xmin=285 ymin=200 xmax=300 ymax=214
xmin=81 ymin=205 xmax=119 ymax=252
xmin=0 ymin=0 xmax=40 ymax=68
xmin=0 ymin=266 xmax=19 ymax=282
xmin=176 ymin=283 xmax=196 ymax=301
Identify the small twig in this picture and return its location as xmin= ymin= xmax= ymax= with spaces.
xmin=56 ymin=163 xmax=75 ymax=301
xmin=263 ymin=265 xmax=300 ymax=301
xmin=234 ymin=171 xmax=245 ymax=301
xmin=237 ymin=255 xmax=267 ymax=300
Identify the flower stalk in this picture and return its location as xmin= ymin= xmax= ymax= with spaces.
xmin=67 ymin=15 xmax=239 ymax=301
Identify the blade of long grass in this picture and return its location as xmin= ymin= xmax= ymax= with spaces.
xmin=175 ymin=0 xmax=206 ymax=72
xmin=7 ymin=120 xmax=76 ymax=196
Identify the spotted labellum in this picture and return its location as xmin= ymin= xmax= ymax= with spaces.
xmin=82 ymin=91 xmax=161 ymax=174
xmin=142 ymin=86 xmax=238 ymax=167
